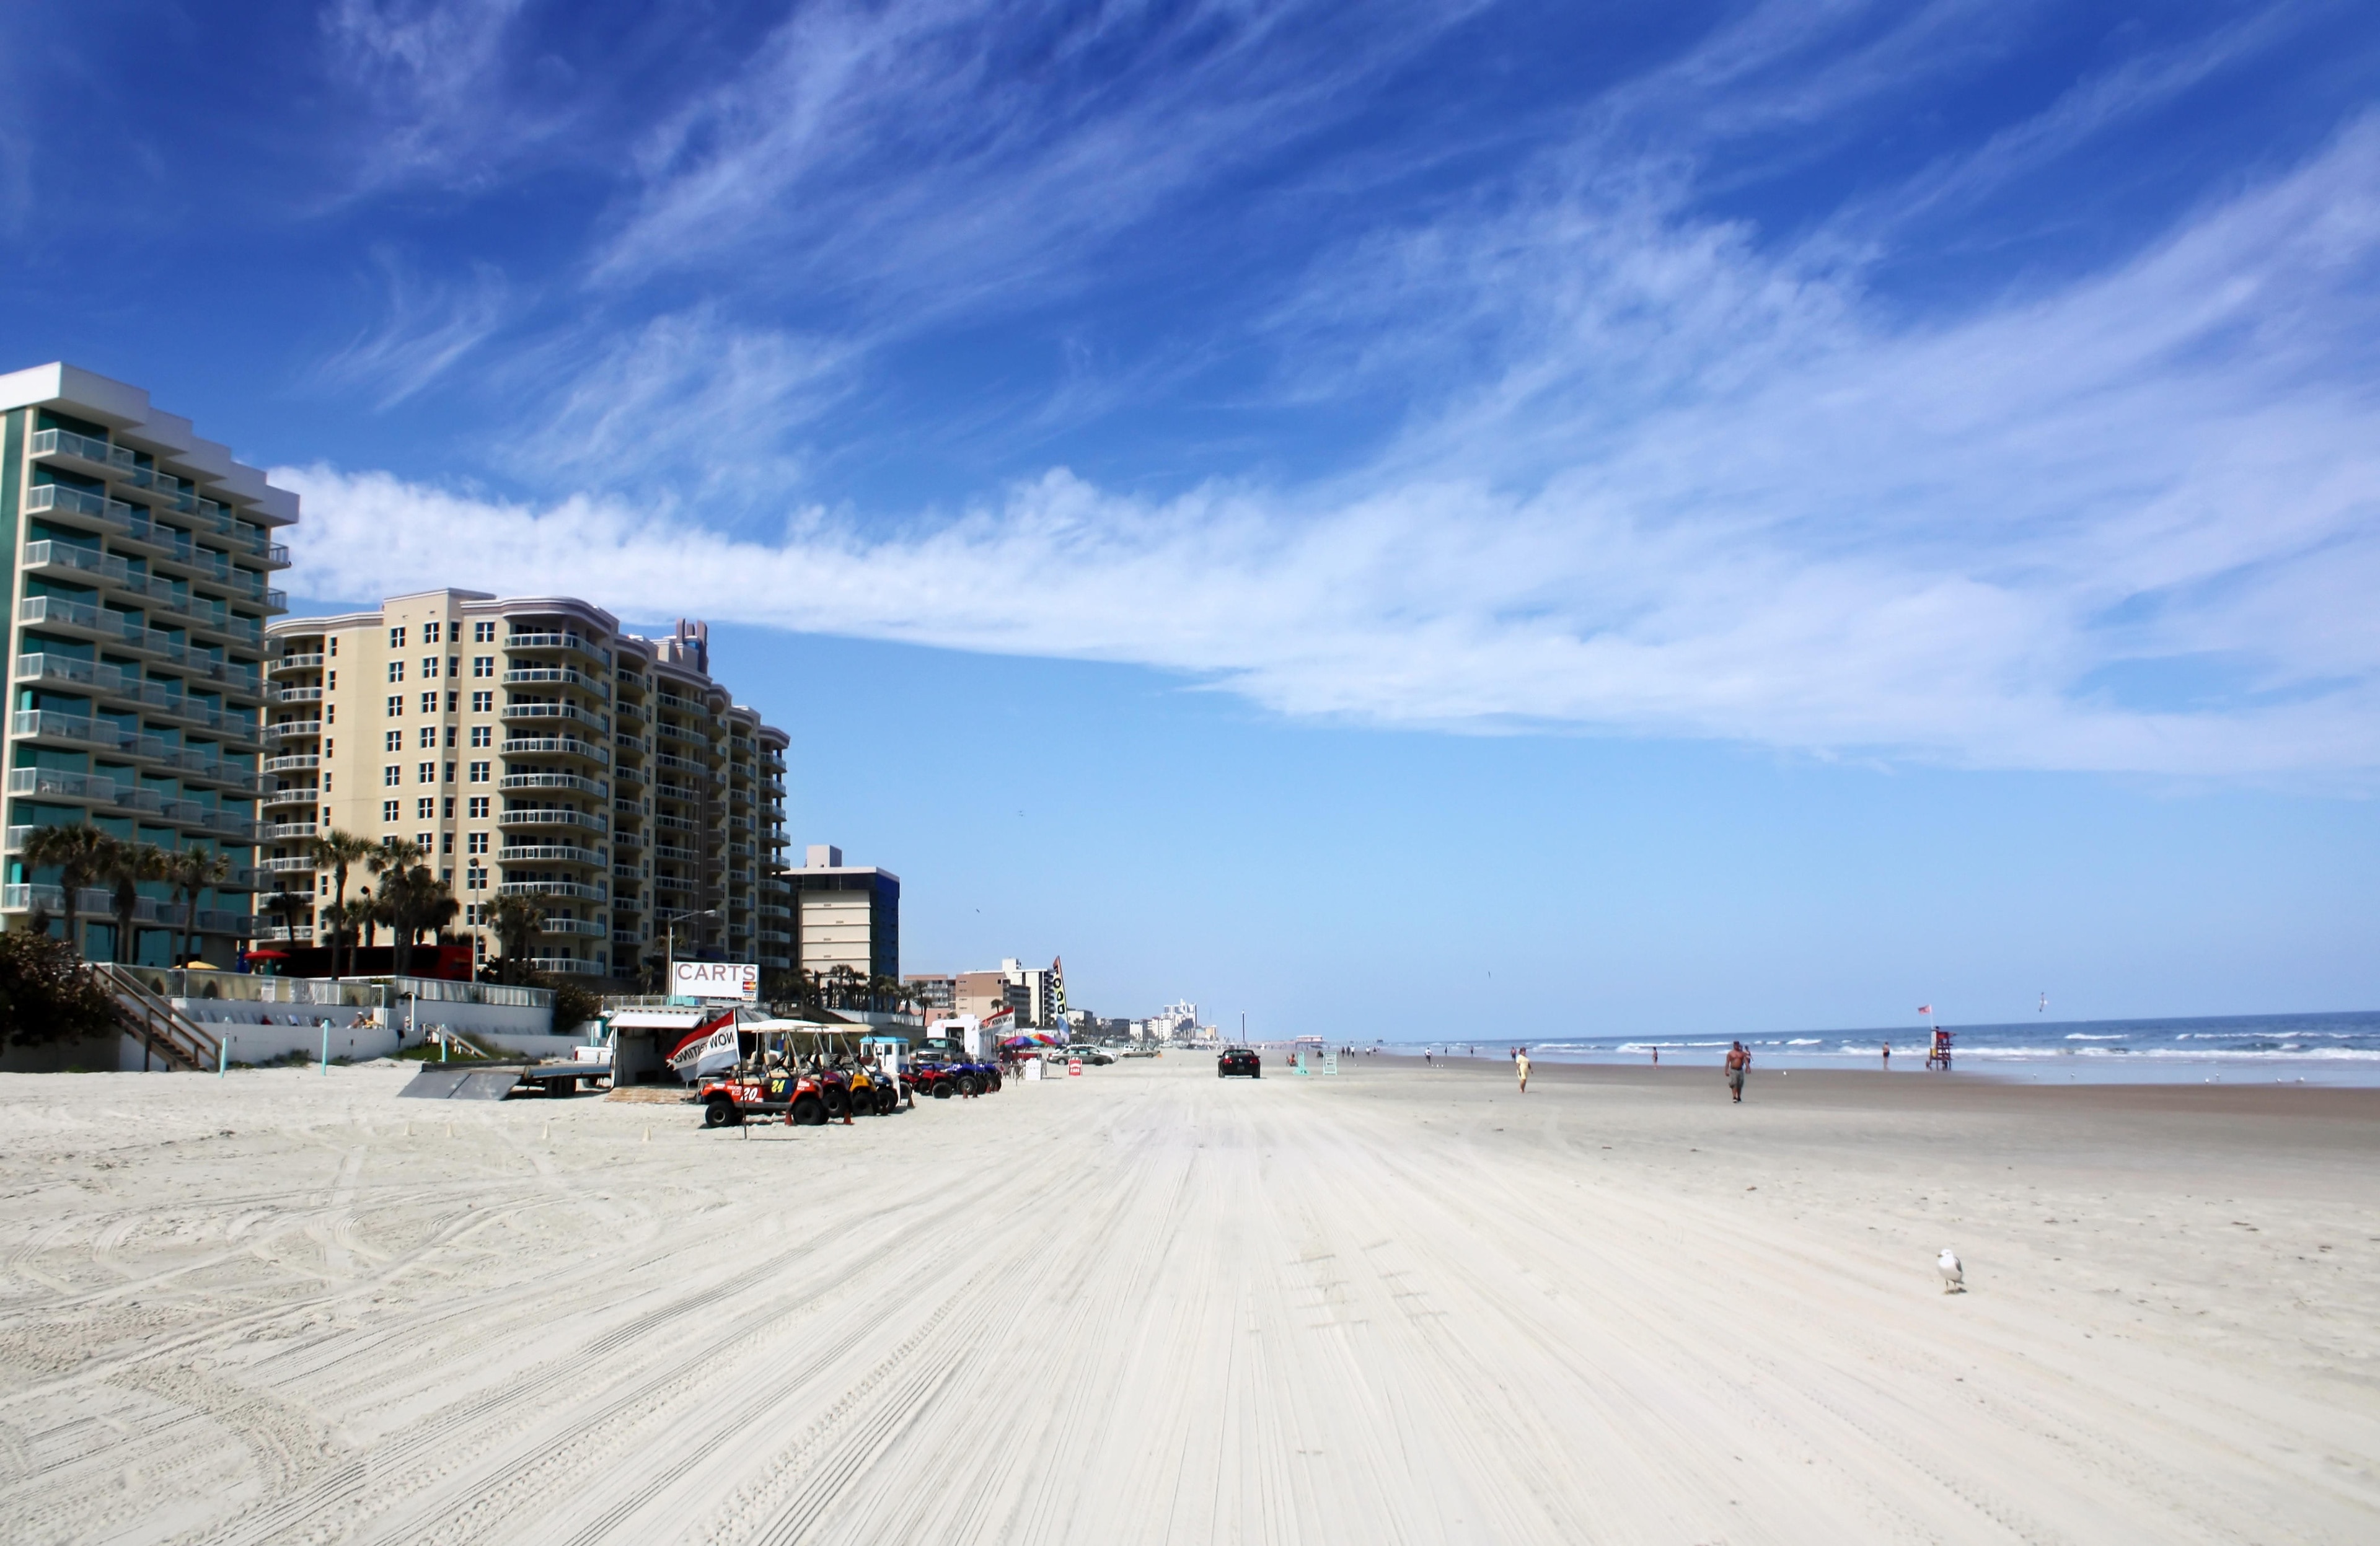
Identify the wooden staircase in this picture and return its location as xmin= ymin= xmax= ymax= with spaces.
xmin=96 ymin=965 xmax=222 ymax=1073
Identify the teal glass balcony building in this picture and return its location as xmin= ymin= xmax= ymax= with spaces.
xmin=0 ymin=364 xmax=294 ymax=963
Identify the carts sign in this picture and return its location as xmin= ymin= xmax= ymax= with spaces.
xmin=673 ymin=961 xmax=760 ymax=1002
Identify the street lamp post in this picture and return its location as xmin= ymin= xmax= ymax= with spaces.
xmin=659 ymin=908 xmax=720 ymax=1001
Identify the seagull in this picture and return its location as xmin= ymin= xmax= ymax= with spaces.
xmin=1937 ymin=1247 xmax=1965 ymax=1294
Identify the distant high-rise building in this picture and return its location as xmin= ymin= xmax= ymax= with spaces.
xmin=263 ymin=591 xmax=788 ymax=978
xmin=787 ymin=843 xmax=900 ymax=985
xmin=0 ymin=364 xmax=295 ymax=962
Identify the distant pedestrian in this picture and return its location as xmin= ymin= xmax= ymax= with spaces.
xmin=1725 ymin=1041 xmax=1751 ymax=1103
xmin=1881 ymin=1041 xmax=1891 ymax=1068
xmin=1651 ymin=1046 xmax=1659 ymax=1066
xmin=1516 ymin=1050 xmax=1530 ymax=1093
xmin=1424 ymin=1050 xmax=1432 ymax=1068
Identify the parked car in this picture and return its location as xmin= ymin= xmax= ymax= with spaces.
xmin=1217 ymin=1047 xmax=1262 ymax=1079
xmin=1071 ymin=1046 xmax=1116 ymax=1066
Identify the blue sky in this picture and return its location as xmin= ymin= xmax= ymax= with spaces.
xmin=4 ymin=1 xmax=2377 ymax=1032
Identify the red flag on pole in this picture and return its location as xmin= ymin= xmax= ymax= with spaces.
xmin=1916 ymin=1004 xmax=1933 ymax=1015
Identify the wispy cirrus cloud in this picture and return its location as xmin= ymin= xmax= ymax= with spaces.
xmin=283 ymin=113 xmax=2380 ymax=778
xmin=315 ymin=250 xmax=513 ymax=407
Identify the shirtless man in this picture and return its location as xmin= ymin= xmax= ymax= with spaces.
xmin=1725 ymin=1041 xmax=1751 ymax=1103
xmin=1515 ymin=1048 xmax=1531 ymax=1093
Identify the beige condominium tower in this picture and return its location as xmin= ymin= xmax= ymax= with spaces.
xmin=0 ymin=364 xmax=294 ymax=963
xmin=262 ymin=592 xmax=789 ymax=980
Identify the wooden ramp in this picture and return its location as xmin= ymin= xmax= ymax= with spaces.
xmin=398 ymin=1067 xmax=522 ymax=1100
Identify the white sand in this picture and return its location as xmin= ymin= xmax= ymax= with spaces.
xmin=1 ymin=1056 xmax=2375 ymax=1544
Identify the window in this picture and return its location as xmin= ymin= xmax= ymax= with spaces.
xmin=418 ymin=760 xmax=435 ymax=783
xmin=388 ymin=661 xmax=404 ymax=682
xmin=422 ymin=657 xmax=440 ymax=679
xmin=417 ymin=797 xmax=434 ymax=820
xmin=448 ymin=657 xmax=459 ymax=680
xmin=467 ymin=832 xmax=489 ymax=855
xmin=466 ymin=871 xmax=487 ymax=895
xmin=442 ymin=796 xmax=456 ymax=817
xmin=386 ymin=695 xmax=403 ymax=716
xmin=471 ymin=690 xmax=493 ymax=713
xmin=470 ymin=725 xmax=491 ymax=747
xmin=385 ymin=731 xmax=402 ymax=751
xmin=382 ymin=799 xmax=400 ymax=821
xmin=441 ymin=832 xmax=454 ymax=854
xmin=323 ymin=772 xmax=333 ymax=791
xmin=444 ymin=726 xmax=457 ymax=748
xmin=329 ymin=636 xmax=339 ymax=657
xmin=444 ymin=762 xmax=456 ymax=783
xmin=326 ymin=671 xmax=335 ymax=690
xmin=325 ymin=705 xmax=334 ymax=724
xmin=418 ymin=726 xmax=438 ymax=749
xmin=468 ymin=760 xmax=490 ymax=783
xmin=446 ymin=691 xmax=459 ymax=713
xmin=416 ymin=832 xmax=432 ymax=851
xmin=420 ymin=692 xmax=436 ymax=713
xmin=440 ymin=867 xmax=453 ymax=884
xmin=383 ymin=765 xmax=401 ymax=787
xmin=472 ymin=656 xmax=494 ymax=677
xmin=474 ymin=621 xmax=495 ymax=643
xmin=389 ymin=626 xmax=406 ymax=648
xmin=424 ymin=622 xmax=441 ymax=644
xmin=468 ymin=796 xmax=490 ymax=819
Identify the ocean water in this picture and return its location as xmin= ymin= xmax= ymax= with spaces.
xmin=1380 ymin=1009 xmax=2380 ymax=1085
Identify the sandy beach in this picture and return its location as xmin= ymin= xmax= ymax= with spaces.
xmin=2 ymin=1055 xmax=2375 ymax=1544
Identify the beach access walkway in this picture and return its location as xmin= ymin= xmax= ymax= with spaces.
xmin=0 ymin=1056 xmax=2373 ymax=1543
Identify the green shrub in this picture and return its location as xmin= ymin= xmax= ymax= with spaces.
xmin=0 ymin=930 xmax=117 ymax=1049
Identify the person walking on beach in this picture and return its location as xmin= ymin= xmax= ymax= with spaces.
xmin=1881 ymin=1040 xmax=1891 ymax=1068
xmin=1424 ymin=1049 xmax=1432 ymax=1068
xmin=1516 ymin=1048 xmax=1531 ymax=1093
xmin=1724 ymin=1041 xmax=1750 ymax=1103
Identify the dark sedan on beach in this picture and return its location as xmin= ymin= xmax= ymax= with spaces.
xmin=1218 ymin=1047 xmax=1261 ymax=1078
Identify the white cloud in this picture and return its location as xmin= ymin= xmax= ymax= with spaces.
xmin=278 ymin=37 xmax=2380 ymax=781
xmin=317 ymin=252 xmax=512 ymax=406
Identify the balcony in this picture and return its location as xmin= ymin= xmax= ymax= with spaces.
xmin=263 ymin=752 xmax=319 ymax=775
xmin=612 ymin=929 xmax=642 ymax=947
xmin=651 ymin=843 xmax=700 ymax=864
xmin=262 ymin=820 xmax=317 ymax=843
xmin=498 ymin=807 xmax=606 ymax=833
xmin=614 ymin=763 xmax=645 ymax=786
xmin=10 ymin=709 xmax=125 ymax=751
xmin=270 ymin=652 xmax=324 ymax=675
xmin=759 ymin=929 xmax=793 ymax=946
xmin=261 ymin=786 xmax=318 ymax=810
xmin=264 ymin=719 xmax=322 ymax=742
xmin=24 ymin=481 xmax=136 ymax=531
xmin=269 ymin=685 xmax=322 ymax=705
xmin=759 ymin=955 xmax=791 ymax=970
xmin=258 ymin=854 xmax=317 ymax=873
xmin=252 ymin=923 xmax=315 ymax=944
xmin=652 ymin=752 xmax=713 ymax=778
xmin=2 ymin=882 xmax=120 ymax=916
xmin=29 ymin=426 xmax=134 ymax=478
xmin=5 ymin=766 xmax=116 ymax=803
xmin=500 ymin=700 xmax=597 ymax=729
xmin=498 ymin=771 xmax=606 ymax=796
xmin=538 ymin=916 xmax=607 ymax=938
xmin=653 ymin=811 xmax=704 ymax=834
xmin=612 ymin=829 xmax=643 ymax=851
xmin=505 ymin=633 xmax=610 ymax=665
xmin=499 ymin=736 xmax=608 ymax=764
xmin=501 ymin=667 xmax=608 ymax=697
xmin=497 ymin=880 xmax=606 ymax=902
xmin=529 ymin=956 xmax=607 ymax=976
xmin=497 ymin=843 xmax=604 ymax=867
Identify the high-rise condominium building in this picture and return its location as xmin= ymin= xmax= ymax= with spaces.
xmin=786 ymin=843 xmax=901 ymax=986
xmin=0 ymin=364 xmax=294 ymax=962
xmin=263 ymin=592 xmax=789 ymax=979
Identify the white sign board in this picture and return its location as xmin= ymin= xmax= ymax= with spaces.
xmin=672 ymin=961 xmax=760 ymax=1003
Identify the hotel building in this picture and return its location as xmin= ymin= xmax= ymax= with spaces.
xmin=0 ymin=364 xmax=293 ymax=962
xmin=263 ymin=592 xmax=790 ymax=980
xmin=785 ymin=844 xmax=901 ymax=985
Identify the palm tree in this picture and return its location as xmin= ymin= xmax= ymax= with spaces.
xmin=309 ymin=828 xmax=377 ymax=978
xmin=485 ymin=894 xmax=542 ymax=985
xmin=264 ymin=887 xmax=311 ymax=964
xmin=364 ymin=838 xmax=423 ymax=975
xmin=162 ymin=842 xmax=232 ymax=967
xmin=386 ymin=868 xmax=458 ymax=977
xmin=101 ymin=837 xmax=168 ymax=965
xmin=18 ymin=822 xmax=113 ymax=957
